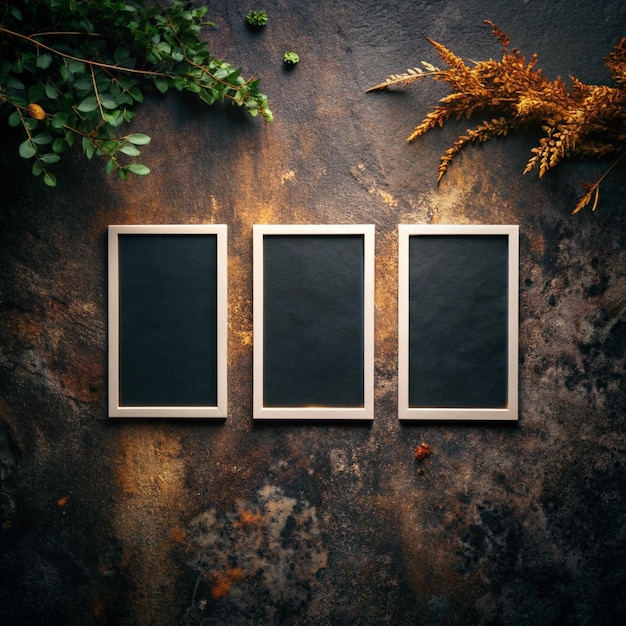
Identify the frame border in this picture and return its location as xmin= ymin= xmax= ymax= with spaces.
xmin=253 ymin=224 xmax=375 ymax=420
xmin=398 ymin=224 xmax=519 ymax=421
xmin=108 ymin=224 xmax=228 ymax=418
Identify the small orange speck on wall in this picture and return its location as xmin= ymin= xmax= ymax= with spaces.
xmin=414 ymin=442 xmax=431 ymax=460
xmin=236 ymin=509 xmax=263 ymax=526
xmin=209 ymin=573 xmax=232 ymax=600
xmin=226 ymin=567 xmax=245 ymax=582
xmin=57 ymin=496 xmax=70 ymax=507
xmin=206 ymin=568 xmax=246 ymax=600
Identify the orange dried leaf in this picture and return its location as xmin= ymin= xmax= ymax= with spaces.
xmin=27 ymin=103 xmax=46 ymax=120
xmin=414 ymin=442 xmax=432 ymax=460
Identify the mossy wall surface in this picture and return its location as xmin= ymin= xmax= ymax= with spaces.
xmin=1 ymin=1 xmax=625 ymax=624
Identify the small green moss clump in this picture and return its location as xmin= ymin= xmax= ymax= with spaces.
xmin=246 ymin=10 xmax=268 ymax=27
xmin=283 ymin=51 xmax=299 ymax=65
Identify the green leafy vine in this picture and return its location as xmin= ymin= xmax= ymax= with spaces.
xmin=0 ymin=0 xmax=272 ymax=186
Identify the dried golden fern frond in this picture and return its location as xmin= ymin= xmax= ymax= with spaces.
xmin=606 ymin=37 xmax=626 ymax=86
xmin=483 ymin=20 xmax=510 ymax=50
xmin=437 ymin=117 xmax=515 ymax=181
xmin=366 ymin=62 xmax=441 ymax=92
xmin=524 ymin=127 xmax=569 ymax=177
xmin=573 ymin=180 xmax=601 ymax=214
xmin=572 ymin=152 xmax=625 ymax=214
xmin=426 ymin=37 xmax=469 ymax=75
xmin=407 ymin=105 xmax=452 ymax=142
xmin=367 ymin=20 xmax=626 ymax=213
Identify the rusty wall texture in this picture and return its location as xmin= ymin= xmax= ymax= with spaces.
xmin=1 ymin=1 xmax=625 ymax=624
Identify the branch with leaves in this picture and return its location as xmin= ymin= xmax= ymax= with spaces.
xmin=367 ymin=21 xmax=626 ymax=213
xmin=0 ymin=0 xmax=272 ymax=186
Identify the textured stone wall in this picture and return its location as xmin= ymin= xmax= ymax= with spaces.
xmin=1 ymin=1 xmax=625 ymax=624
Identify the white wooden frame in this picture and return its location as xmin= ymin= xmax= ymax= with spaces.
xmin=253 ymin=224 xmax=375 ymax=420
xmin=108 ymin=224 xmax=227 ymax=418
xmin=398 ymin=224 xmax=519 ymax=421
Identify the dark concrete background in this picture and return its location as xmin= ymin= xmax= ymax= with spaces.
xmin=1 ymin=1 xmax=625 ymax=624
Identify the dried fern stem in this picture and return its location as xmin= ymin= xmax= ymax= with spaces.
xmin=368 ymin=21 xmax=626 ymax=212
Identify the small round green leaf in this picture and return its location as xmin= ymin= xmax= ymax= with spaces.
xmin=127 ymin=133 xmax=151 ymax=145
xmin=67 ymin=60 xmax=85 ymax=75
xmin=51 ymin=112 xmax=69 ymax=129
xmin=19 ymin=140 xmax=37 ymax=159
xmin=77 ymin=96 xmax=99 ymax=112
xmin=41 ymin=153 xmax=60 ymax=164
xmin=128 ymin=87 xmax=144 ymax=103
xmin=153 ymin=77 xmax=169 ymax=94
xmin=32 ymin=133 xmax=53 ymax=145
xmin=119 ymin=144 xmax=141 ymax=156
xmin=82 ymin=138 xmax=96 ymax=160
xmin=99 ymin=95 xmax=118 ymax=109
xmin=127 ymin=163 xmax=150 ymax=175
xmin=36 ymin=54 xmax=53 ymax=70
xmin=28 ymin=83 xmax=45 ymax=103
xmin=103 ymin=110 xmax=124 ymax=127
xmin=45 ymin=82 xmax=58 ymax=99
xmin=6 ymin=76 xmax=25 ymax=90
xmin=8 ymin=110 xmax=21 ymax=127
xmin=43 ymin=172 xmax=57 ymax=187
xmin=52 ymin=138 xmax=68 ymax=153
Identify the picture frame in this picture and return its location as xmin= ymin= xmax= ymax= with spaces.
xmin=398 ymin=224 xmax=519 ymax=421
xmin=108 ymin=224 xmax=227 ymax=418
xmin=253 ymin=224 xmax=375 ymax=420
